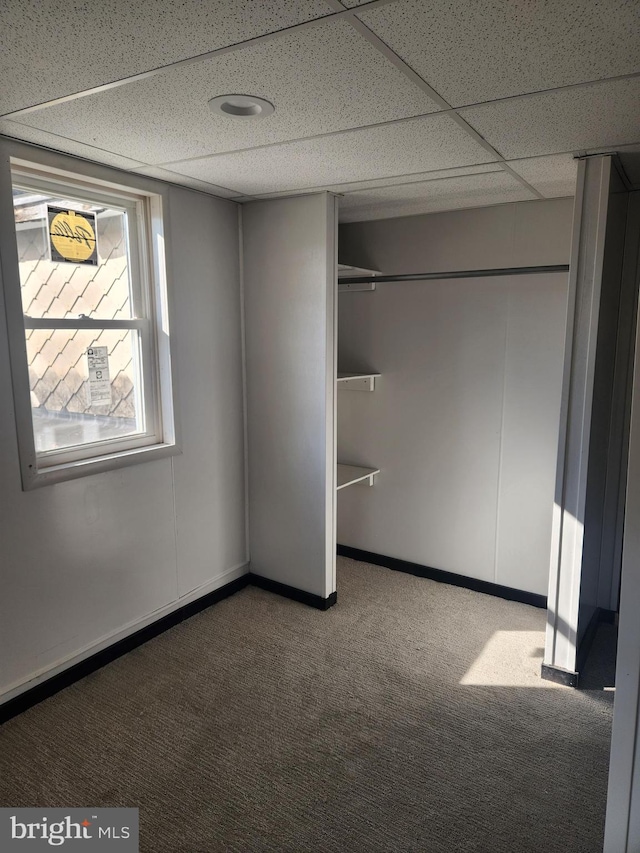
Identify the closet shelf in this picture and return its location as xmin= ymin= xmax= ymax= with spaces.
xmin=337 ymin=463 xmax=380 ymax=490
xmin=337 ymin=372 xmax=380 ymax=392
xmin=338 ymin=263 xmax=380 ymax=277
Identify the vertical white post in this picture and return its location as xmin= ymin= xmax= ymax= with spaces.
xmin=242 ymin=193 xmax=336 ymax=602
xmin=544 ymin=156 xmax=612 ymax=681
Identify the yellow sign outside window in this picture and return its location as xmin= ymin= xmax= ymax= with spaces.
xmin=47 ymin=206 xmax=98 ymax=266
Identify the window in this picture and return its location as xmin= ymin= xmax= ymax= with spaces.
xmin=4 ymin=159 xmax=178 ymax=488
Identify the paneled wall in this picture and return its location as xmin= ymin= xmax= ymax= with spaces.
xmin=338 ymin=198 xmax=573 ymax=596
xmin=0 ymin=147 xmax=247 ymax=702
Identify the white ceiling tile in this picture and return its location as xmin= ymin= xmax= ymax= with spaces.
xmin=129 ymin=166 xmax=242 ymax=198
xmin=164 ymin=114 xmax=497 ymax=195
xmin=358 ymin=0 xmax=640 ymax=105
xmin=17 ymin=19 xmax=440 ymax=164
xmin=338 ymin=171 xmax=535 ymax=222
xmin=506 ymin=155 xmax=577 ymax=198
xmin=0 ymin=121 xmax=144 ymax=171
xmin=460 ymin=78 xmax=640 ymax=160
xmin=0 ymin=0 xmax=332 ymax=115
xmin=251 ymin=163 xmax=504 ymax=198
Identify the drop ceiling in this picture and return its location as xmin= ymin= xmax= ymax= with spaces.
xmin=1 ymin=0 xmax=639 ymax=221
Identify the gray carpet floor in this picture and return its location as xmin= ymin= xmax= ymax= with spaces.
xmin=0 ymin=557 xmax=615 ymax=852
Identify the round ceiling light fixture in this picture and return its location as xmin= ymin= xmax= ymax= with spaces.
xmin=208 ymin=94 xmax=275 ymax=119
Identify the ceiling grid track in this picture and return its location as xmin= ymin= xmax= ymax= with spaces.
xmin=241 ymin=165 xmax=506 ymax=201
xmin=112 ymin=68 xmax=640 ymax=185
xmin=460 ymin=70 xmax=640 ymax=111
xmin=0 ymin=0 xmax=402 ymax=121
xmin=3 ymin=0 xmax=637 ymax=204
xmin=325 ymin=0 xmax=545 ymax=199
xmin=0 ymin=119 xmax=246 ymax=198
xmin=152 ymin=110 xmax=462 ymax=168
xmin=146 ymin=142 xmax=623 ymax=201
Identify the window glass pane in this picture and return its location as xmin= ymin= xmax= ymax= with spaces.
xmin=25 ymin=328 xmax=145 ymax=453
xmin=13 ymin=187 xmax=135 ymax=320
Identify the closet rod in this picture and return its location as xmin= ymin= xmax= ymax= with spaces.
xmin=338 ymin=264 xmax=569 ymax=284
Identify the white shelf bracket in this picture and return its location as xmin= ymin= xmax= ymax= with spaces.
xmin=337 ymin=374 xmax=378 ymax=391
xmin=338 ymin=281 xmax=376 ymax=293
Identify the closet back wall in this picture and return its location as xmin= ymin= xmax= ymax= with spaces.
xmin=338 ymin=198 xmax=573 ymax=596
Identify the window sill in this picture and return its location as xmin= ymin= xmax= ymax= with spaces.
xmin=22 ymin=441 xmax=182 ymax=490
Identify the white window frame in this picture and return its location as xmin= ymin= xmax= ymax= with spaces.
xmin=0 ymin=144 xmax=180 ymax=489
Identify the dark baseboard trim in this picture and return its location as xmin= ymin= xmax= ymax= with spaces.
xmin=576 ymin=606 xmax=619 ymax=673
xmin=541 ymin=663 xmax=579 ymax=688
xmin=337 ymin=544 xmax=547 ymax=609
xmin=541 ymin=607 xmax=618 ymax=689
xmin=3 ymin=542 xmax=574 ymax=724
xmin=2 ymin=568 xmax=340 ymax=725
xmin=599 ymin=608 xmax=617 ymax=625
xmin=0 ymin=574 xmax=250 ymax=726
xmin=249 ymin=573 xmax=337 ymax=611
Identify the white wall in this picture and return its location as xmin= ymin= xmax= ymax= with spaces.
xmin=169 ymin=187 xmax=246 ymax=596
xmin=604 ymin=191 xmax=640 ymax=852
xmin=0 ymin=149 xmax=247 ymax=703
xmin=339 ymin=197 xmax=573 ymax=275
xmin=338 ymin=198 xmax=573 ymax=596
xmin=242 ymin=194 xmax=337 ymax=599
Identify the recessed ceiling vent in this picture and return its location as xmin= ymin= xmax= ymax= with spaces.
xmin=208 ymin=94 xmax=275 ymax=119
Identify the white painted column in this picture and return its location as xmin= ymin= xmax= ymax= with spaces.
xmin=544 ymin=155 xmax=616 ymax=680
xmin=242 ymin=193 xmax=337 ymax=601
